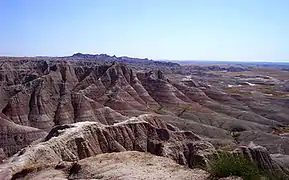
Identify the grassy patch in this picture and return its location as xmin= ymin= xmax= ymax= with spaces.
xmin=207 ymin=152 xmax=261 ymax=180
xmin=207 ymin=151 xmax=289 ymax=180
xmin=264 ymin=170 xmax=289 ymax=180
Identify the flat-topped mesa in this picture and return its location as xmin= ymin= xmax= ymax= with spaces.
xmin=2 ymin=114 xmax=215 ymax=178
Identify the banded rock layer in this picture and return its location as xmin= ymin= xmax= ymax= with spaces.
xmin=1 ymin=59 xmax=289 ymax=158
xmin=0 ymin=114 xmax=215 ymax=180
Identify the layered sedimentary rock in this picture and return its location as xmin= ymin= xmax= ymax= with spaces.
xmin=3 ymin=151 xmax=210 ymax=180
xmin=236 ymin=142 xmax=275 ymax=170
xmin=2 ymin=115 xmax=288 ymax=180
xmin=1 ymin=57 xmax=289 ymax=179
xmin=234 ymin=142 xmax=289 ymax=177
xmin=0 ymin=116 xmax=47 ymax=157
xmin=0 ymin=114 xmax=215 ymax=180
xmin=0 ymin=149 xmax=6 ymax=163
xmin=1 ymin=59 xmax=289 ymax=158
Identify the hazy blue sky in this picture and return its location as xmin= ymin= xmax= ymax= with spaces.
xmin=1 ymin=0 xmax=289 ymax=61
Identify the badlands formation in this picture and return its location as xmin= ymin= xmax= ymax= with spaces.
xmin=0 ymin=55 xmax=289 ymax=179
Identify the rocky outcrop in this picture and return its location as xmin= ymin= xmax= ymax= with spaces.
xmin=236 ymin=142 xmax=275 ymax=170
xmin=3 ymin=151 xmax=210 ymax=180
xmin=0 ymin=149 xmax=6 ymax=163
xmin=0 ymin=116 xmax=47 ymax=157
xmin=66 ymin=151 xmax=210 ymax=180
xmin=219 ymin=177 xmax=243 ymax=180
xmin=0 ymin=61 xmax=158 ymax=155
xmin=237 ymin=131 xmax=289 ymax=155
xmin=0 ymin=114 xmax=215 ymax=179
xmin=1 ymin=58 xmax=289 ymax=159
xmin=271 ymin=154 xmax=289 ymax=171
xmin=235 ymin=142 xmax=289 ymax=177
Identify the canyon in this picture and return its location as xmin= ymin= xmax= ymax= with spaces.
xmin=0 ymin=54 xmax=289 ymax=179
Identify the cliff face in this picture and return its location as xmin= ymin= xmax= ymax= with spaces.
xmin=68 ymin=151 xmax=210 ymax=180
xmin=0 ymin=117 xmax=47 ymax=157
xmin=1 ymin=151 xmax=210 ymax=180
xmin=1 ymin=114 xmax=288 ymax=180
xmin=0 ymin=114 xmax=215 ymax=180
xmin=0 ymin=61 xmax=148 ymax=156
xmin=13 ymin=114 xmax=215 ymax=165
xmin=1 ymin=60 xmax=289 ymax=158
xmin=1 ymin=58 xmax=289 ymax=179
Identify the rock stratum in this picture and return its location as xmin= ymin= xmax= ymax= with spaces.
xmin=0 ymin=55 xmax=289 ymax=179
xmin=0 ymin=114 xmax=215 ymax=179
xmin=2 ymin=151 xmax=210 ymax=180
xmin=0 ymin=114 xmax=287 ymax=180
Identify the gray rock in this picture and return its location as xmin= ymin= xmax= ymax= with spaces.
xmin=0 ymin=114 xmax=216 ymax=179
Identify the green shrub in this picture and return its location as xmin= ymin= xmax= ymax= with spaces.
xmin=207 ymin=152 xmax=261 ymax=180
xmin=207 ymin=151 xmax=289 ymax=180
xmin=262 ymin=170 xmax=289 ymax=180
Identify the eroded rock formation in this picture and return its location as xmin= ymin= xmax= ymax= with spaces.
xmin=0 ymin=114 xmax=215 ymax=180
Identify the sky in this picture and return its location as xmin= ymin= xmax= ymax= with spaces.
xmin=1 ymin=0 xmax=289 ymax=61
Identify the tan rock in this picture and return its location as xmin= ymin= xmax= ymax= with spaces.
xmin=0 ymin=114 xmax=215 ymax=179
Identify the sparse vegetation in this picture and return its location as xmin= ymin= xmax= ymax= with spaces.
xmin=229 ymin=125 xmax=245 ymax=143
xmin=177 ymin=106 xmax=191 ymax=117
xmin=271 ymin=126 xmax=289 ymax=135
xmin=2 ymin=55 xmax=289 ymax=179
xmin=231 ymin=131 xmax=241 ymax=143
xmin=264 ymin=170 xmax=289 ymax=180
xmin=207 ymin=152 xmax=261 ymax=180
xmin=207 ymin=151 xmax=289 ymax=180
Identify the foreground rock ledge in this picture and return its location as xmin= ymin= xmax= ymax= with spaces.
xmin=0 ymin=114 xmax=215 ymax=180
xmin=17 ymin=151 xmax=209 ymax=180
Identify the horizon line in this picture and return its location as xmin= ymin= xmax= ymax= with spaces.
xmin=0 ymin=53 xmax=288 ymax=63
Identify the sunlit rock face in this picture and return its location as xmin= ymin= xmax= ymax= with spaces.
xmin=0 ymin=114 xmax=215 ymax=180
xmin=1 ymin=58 xmax=289 ymax=165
